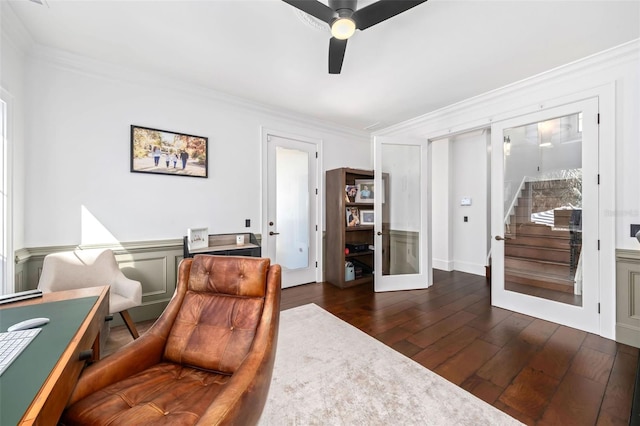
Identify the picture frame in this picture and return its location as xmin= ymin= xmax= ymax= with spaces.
xmin=131 ymin=125 xmax=208 ymax=178
xmin=355 ymin=179 xmax=385 ymax=203
xmin=345 ymin=185 xmax=358 ymax=203
xmin=360 ymin=210 xmax=374 ymax=225
xmin=354 ymin=180 xmax=375 ymax=203
xmin=346 ymin=207 xmax=360 ymax=227
xmin=187 ymin=227 xmax=209 ymax=251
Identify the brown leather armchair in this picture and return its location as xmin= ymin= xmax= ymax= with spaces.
xmin=61 ymin=255 xmax=281 ymax=426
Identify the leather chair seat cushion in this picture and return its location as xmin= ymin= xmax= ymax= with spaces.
xmin=62 ymin=362 xmax=230 ymax=426
xmin=164 ymin=291 xmax=264 ymax=374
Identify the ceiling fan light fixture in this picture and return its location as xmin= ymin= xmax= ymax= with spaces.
xmin=331 ymin=17 xmax=356 ymax=40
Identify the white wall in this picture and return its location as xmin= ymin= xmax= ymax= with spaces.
xmin=0 ymin=4 xmax=28 ymax=266
xmin=431 ymin=138 xmax=452 ymax=271
xmin=451 ymin=129 xmax=489 ymax=275
xmin=20 ymin=49 xmax=370 ymax=248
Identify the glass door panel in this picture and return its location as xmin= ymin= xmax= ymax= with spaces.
xmin=503 ymin=114 xmax=583 ymax=306
xmin=491 ymin=99 xmax=599 ymax=333
xmin=374 ymin=136 xmax=430 ymax=292
xmin=275 ymin=146 xmax=309 ymax=270
xmin=265 ymin=134 xmax=317 ymax=288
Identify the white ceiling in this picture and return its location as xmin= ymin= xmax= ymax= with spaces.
xmin=6 ymin=0 xmax=640 ymax=131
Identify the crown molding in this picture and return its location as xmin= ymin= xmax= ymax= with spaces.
xmin=377 ymin=39 xmax=640 ymax=136
xmin=0 ymin=2 xmax=35 ymax=55
xmin=27 ymin=44 xmax=369 ymax=140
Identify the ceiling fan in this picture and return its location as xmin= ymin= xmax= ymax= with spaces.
xmin=282 ymin=0 xmax=428 ymax=74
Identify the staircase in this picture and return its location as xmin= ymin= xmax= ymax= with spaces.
xmin=504 ymin=180 xmax=580 ymax=294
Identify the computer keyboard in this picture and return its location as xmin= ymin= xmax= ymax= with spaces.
xmin=0 ymin=328 xmax=42 ymax=376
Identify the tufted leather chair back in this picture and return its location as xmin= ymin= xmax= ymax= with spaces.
xmin=164 ymin=255 xmax=270 ymax=374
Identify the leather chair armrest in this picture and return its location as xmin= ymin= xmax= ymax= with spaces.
xmin=68 ymin=332 xmax=165 ymax=406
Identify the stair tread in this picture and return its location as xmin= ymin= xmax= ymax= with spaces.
xmin=505 ymin=267 xmax=575 ymax=283
xmin=507 ymin=243 xmax=571 ymax=253
xmin=505 ymin=255 xmax=570 ymax=267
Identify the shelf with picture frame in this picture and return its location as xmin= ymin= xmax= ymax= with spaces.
xmin=325 ymin=167 xmax=390 ymax=289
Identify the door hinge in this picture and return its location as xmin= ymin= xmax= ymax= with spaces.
xmin=315 ymin=152 xmax=318 ymax=158
xmin=315 ymin=225 xmax=318 ymax=231
xmin=597 ymin=113 xmax=600 ymax=124
xmin=598 ymin=303 xmax=600 ymax=314
xmin=597 ymin=174 xmax=600 ymax=185
xmin=315 ymin=261 xmax=318 ymax=268
xmin=597 ymin=240 xmax=600 ymax=250
xmin=315 ymin=188 xmax=318 ymax=195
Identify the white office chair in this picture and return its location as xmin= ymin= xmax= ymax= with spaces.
xmin=37 ymin=248 xmax=142 ymax=339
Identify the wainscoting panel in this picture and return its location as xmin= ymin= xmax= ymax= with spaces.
xmin=14 ymin=240 xmax=185 ymax=325
xmin=616 ymin=249 xmax=640 ymax=348
xmin=389 ymin=230 xmax=419 ymax=275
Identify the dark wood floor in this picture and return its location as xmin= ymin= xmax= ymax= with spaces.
xmin=108 ymin=270 xmax=638 ymax=425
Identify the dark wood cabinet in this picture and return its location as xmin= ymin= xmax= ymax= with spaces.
xmin=183 ymin=233 xmax=261 ymax=258
xmin=325 ymin=168 xmax=388 ymax=288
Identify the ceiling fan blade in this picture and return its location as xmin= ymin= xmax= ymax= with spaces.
xmin=352 ymin=0 xmax=428 ymax=30
xmin=281 ymin=0 xmax=336 ymax=24
xmin=329 ymin=37 xmax=348 ymax=74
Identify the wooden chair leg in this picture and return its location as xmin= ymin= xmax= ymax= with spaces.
xmin=119 ymin=310 xmax=139 ymax=339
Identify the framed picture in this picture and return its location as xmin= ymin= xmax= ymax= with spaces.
xmin=355 ymin=179 xmax=385 ymax=203
xmin=346 ymin=207 xmax=360 ymax=227
xmin=131 ymin=125 xmax=208 ymax=178
xmin=361 ymin=210 xmax=374 ymax=225
xmin=187 ymin=227 xmax=209 ymax=251
xmin=345 ymin=185 xmax=358 ymax=203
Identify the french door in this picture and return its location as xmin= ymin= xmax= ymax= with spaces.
xmin=490 ymin=99 xmax=599 ymax=333
xmin=373 ymin=136 xmax=431 ymax=292
xmin=264 ymin=133 xmax=318 ymax=288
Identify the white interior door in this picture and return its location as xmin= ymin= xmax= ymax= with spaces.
xmin=490 ymin=99 xmax=599 ymax=333
xmin=264 ymin=133 xmax=318 ymax=288
xmin=373 ymin=136 xmax=431 ymax=292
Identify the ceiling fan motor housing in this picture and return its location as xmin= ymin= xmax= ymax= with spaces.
xmin=329 ymin=0 xmax=357 ymax=15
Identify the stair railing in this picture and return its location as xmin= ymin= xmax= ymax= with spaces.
xmin=504 ymin=176 xmax=529 ymax=233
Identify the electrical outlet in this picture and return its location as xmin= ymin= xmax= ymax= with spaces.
xmin=631 ymin=224 xmax=640 ymax=237
xmin=245 ymin=219 xmax=251 ymax=228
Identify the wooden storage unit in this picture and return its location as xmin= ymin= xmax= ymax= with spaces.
xmin=183 ymin=233 xmax=261 ymax=258
xmin=325 ymin=168 xmax=388 ymax=288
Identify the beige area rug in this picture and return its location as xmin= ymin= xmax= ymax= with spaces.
xmin=259 ymin=303 xmax=523 ymax=426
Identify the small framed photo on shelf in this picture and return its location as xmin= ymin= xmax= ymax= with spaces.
xmin=345 ymin=185 xmax=358 ymax=203
xmin=187 ymin=227 xmax=208 ymax=251
xmin=346 ymin=207 xmax=360 ymax=227
xmin=354 ymin=180 xmax=376 ymax=203
xmin=360 ymin=210 xmax=374 ymax=225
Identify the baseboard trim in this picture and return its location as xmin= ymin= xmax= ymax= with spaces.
xmin=432 ymin=259 xmax=454 ymax=271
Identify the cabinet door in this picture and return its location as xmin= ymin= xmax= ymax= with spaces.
xmin=374 ymin=136 xmax=431 ymax=292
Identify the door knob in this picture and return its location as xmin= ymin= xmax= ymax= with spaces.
xmin=269 ymin=231 xmax=280 ymax=236
xmin=377 ymin=231 xmax=383 ymax=236
xmin=269 ymin=221 xmax=274 ymax=226
xmin=495 ymin=235 xmax=505 ymax=241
